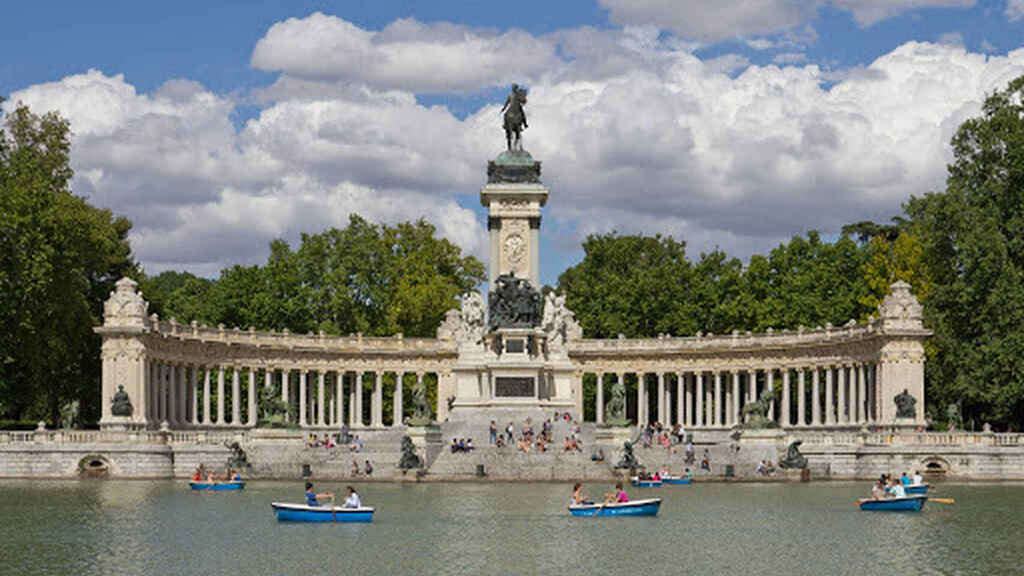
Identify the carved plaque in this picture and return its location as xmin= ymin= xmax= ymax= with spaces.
xmin=495 ymin=376 xmax=535 ymax=397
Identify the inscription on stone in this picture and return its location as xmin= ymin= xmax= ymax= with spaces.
xmin=495 ymin=377 xmax=535 ymax=397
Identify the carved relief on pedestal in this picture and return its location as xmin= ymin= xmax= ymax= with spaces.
xmin=499 ymin=218 xmax=530 ymax=278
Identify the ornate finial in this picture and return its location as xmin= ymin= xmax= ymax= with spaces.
xmin=103 ymin=277 xmax=149 ymax=328
xmin=879 ymin=281 xmax=923 ymax=331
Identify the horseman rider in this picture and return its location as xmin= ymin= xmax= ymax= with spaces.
xmin=501 ymin=84 xmax=528 ymax=130
xmin=501 ymin=84 xmax=528 ymax=150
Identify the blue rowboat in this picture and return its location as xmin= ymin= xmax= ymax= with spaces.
xmin=905 ymin=483 xmax=929 ymax=495
xmin=630 ymin=477 xmax=663 ymax=488
xmin=858 ymin=495 xmax=927 ymax=512
xmin=271 ymin=502 xmax=375 ymax=523
xmin=190 ymin=481 xmax=245 ymax=491
xmin=662 ymin=476 xmax=692 ymax=485
xmin=569 ymin=498 xmax=661 ymax=518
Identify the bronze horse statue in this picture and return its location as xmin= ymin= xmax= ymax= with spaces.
xmin=501 ymin=84 xmax=528 ymax=151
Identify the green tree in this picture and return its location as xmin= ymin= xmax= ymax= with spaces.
xmin=905 ymin=75 xmax=1024 ymax=429
xmin=0 ymin=104 xmax=135 ymax=424
xmin=557 ymin=233 xmax=696 ymax=338
xmin=200 ymin=215 xmax=485 ymax=337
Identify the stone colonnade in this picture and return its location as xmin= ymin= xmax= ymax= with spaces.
xmin=579 ymin=363 xmax=881 ymax=429
xmin=139 ymin=361 xmax=436 ymax=429
xmin=98 ymin=279 xmax=928 ymax=431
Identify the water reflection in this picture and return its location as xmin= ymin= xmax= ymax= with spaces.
xmin=0 ymin=480 xmax=1022 ymax=575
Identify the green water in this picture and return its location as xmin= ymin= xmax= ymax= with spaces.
xmin=1 ymin=480 xmax=1022 ymax=575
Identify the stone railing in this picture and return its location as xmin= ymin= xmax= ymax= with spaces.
xmin=571 ymin=320 xmax=884 ymax=355
xmin=793 ymin=430 xmax=1024 ymax=447
xmin=0 ymin=429 xmax=241 ymax=445
xmin=148 ymin=318 xmax=452 ymax=354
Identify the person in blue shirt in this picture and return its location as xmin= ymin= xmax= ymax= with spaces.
xmin=901 ymin=472 xmax=911 ymax=486
xmin=304 ymin=481 xmax=333 ymax=507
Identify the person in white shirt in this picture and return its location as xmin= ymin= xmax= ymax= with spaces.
xmin=912 ymin=470 xmax=924 ymax=486
xmin=342 ymin=486 xmax=362 ymax=508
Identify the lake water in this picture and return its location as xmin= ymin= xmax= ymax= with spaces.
xmin=1 ymin=480 xmax=1022 ymax=575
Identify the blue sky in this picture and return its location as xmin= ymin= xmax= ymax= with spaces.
xmin=3 ymin=1 xmax=1024 ymax=286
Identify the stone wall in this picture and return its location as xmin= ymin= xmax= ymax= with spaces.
xmin=3 ymin=428 xmax=1022 ymax=481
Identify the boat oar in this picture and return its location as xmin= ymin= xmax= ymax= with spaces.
xmin=930 ymin=498 xmax=955 ymax=504
xmin=592 ymin=501 xmax=608 ymax=518
xmin=331 ymin=494 xmax=337 ymax=523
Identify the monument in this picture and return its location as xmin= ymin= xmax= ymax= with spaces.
xmin=442 ymin=84 xmax=579 ymax=423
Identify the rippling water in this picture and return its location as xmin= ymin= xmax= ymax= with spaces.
xmin=1 ymin=480 xmax=1022 ymax=575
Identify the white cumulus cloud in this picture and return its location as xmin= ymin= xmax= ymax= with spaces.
xmin=597 ymin=0 xmax=975 ymax=41
xmin=6 ymin=17 xmax=1024 ymax=278
xmin=1008 ymin=0 xmax=1024 ymax=20
xmin=251 ymin=13 xmax=559 ymax=93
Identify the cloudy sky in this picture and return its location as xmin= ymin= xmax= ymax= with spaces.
xmin=3 ymin=1 xmax=1024 ymax=284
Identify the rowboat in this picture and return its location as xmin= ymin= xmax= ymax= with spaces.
xmin=630 ymin=477 xmax=663 ymax=488
xmin=905 ymin=483 xmax=929 ymax=495
xmin=661 ymin=475 xmax=692 ymax=485
xmin=271 ymin=502 xmax=375 ymax=523
xmin=189 ymin=481 xmax=245 ymax=491
xmin=858 ymin=495 xmax=927 ymax=512
xmin=569 ymin=498 xmax=661 ymax=517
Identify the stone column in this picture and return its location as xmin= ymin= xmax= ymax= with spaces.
xmin=858 ymin=364 xmax=867 ymax=424
xmin=796 ymin=368 xmax=806 ymax=427
xmin=730 ymin=370 xmax=739 ymax=427
xmin=318 ymin=371 xmax=326 ymax=427
xmin=231 ymin=367 xmax=241 ymax=425
xmin=637 ymin=373 xmax=646 ymax=426
xmin=165 ymin=364 xmax=175 ymax=426
xmin=767 ymin=370 xmax=775 ymax=421
xmin=657 ymin=372 xmax=666 ymax=424
xmin=348 ymin=373 xmax=357 ymax=427
xmin=155 ymin=363 xmax=165 ymax=424
xmin=192 ymin=365 xmax=200 ymax=426
xmin=339 ymin=373 xmax=348 ymax=422
xmin=838 ymin=365 xmax=847 ymax=424
xmin=166 ymin=363 xmax=176 ymax=425
xmin=595 ymin=372 xmax=605 ymax=424
xmin=812 ymin=367 xmax=821 ymax=426
xmin=825 ymin=367 xmax=835 ymax=425
xmin=214 ymin=366 xmax=224 ymax=425
xmin=372 ymin=372 xmax=383 ymax=427
xmin=713 ymin=371 xmax=722 ymax=427
xmin=748 ymin=369 xmax=757 ymax=403
xmin=247 ymin=368 xmax=257 ymax=427
xmin=298 ymin=370 xmax=308 ymax=427
xmin=676 ymin=372 xmax=684 ymax=427
xmin=394 ymin=372 xmax=404 ymax=426
xmin=695 ymin=372 xmax=704 ymax=427
xmin=354 ymin=372 xmax=364 ymax=428
xmin=178 ymin=364 xmax=188 ymax=427
xmin=201 ymin=367 xmax=211 ymax=425
xmin=781 ymin=369 xmax=791 ymax=427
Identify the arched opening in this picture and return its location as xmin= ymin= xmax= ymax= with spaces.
xmin=78 ymin=454 xmax=111 ymax=478
xmin=919 ymin=456 xmax=950 ymax=478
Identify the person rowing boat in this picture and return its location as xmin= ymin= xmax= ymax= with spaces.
xmin=305 ymin=481 xmax=334 ymax=507
xmin=604 ymin=482 xmax=629 ymax=504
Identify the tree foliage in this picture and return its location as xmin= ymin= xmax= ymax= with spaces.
xmin=0 ymin=104 xmax=135 ymax=424
xmin=144 ymin=215 xmax=485 ymax=338
xmin=558 ymin=230 xmax=877 ymax=339
xmin=904 ymin=75 xmax=1024 ymax=428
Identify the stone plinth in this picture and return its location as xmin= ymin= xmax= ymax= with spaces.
xmin=594 ymin=425 xmax=635 ymax=446
xmin=739 ymin=428 xmax=785 ymax=443
xmin=100 ymin=416 xmax=145 ymax=432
